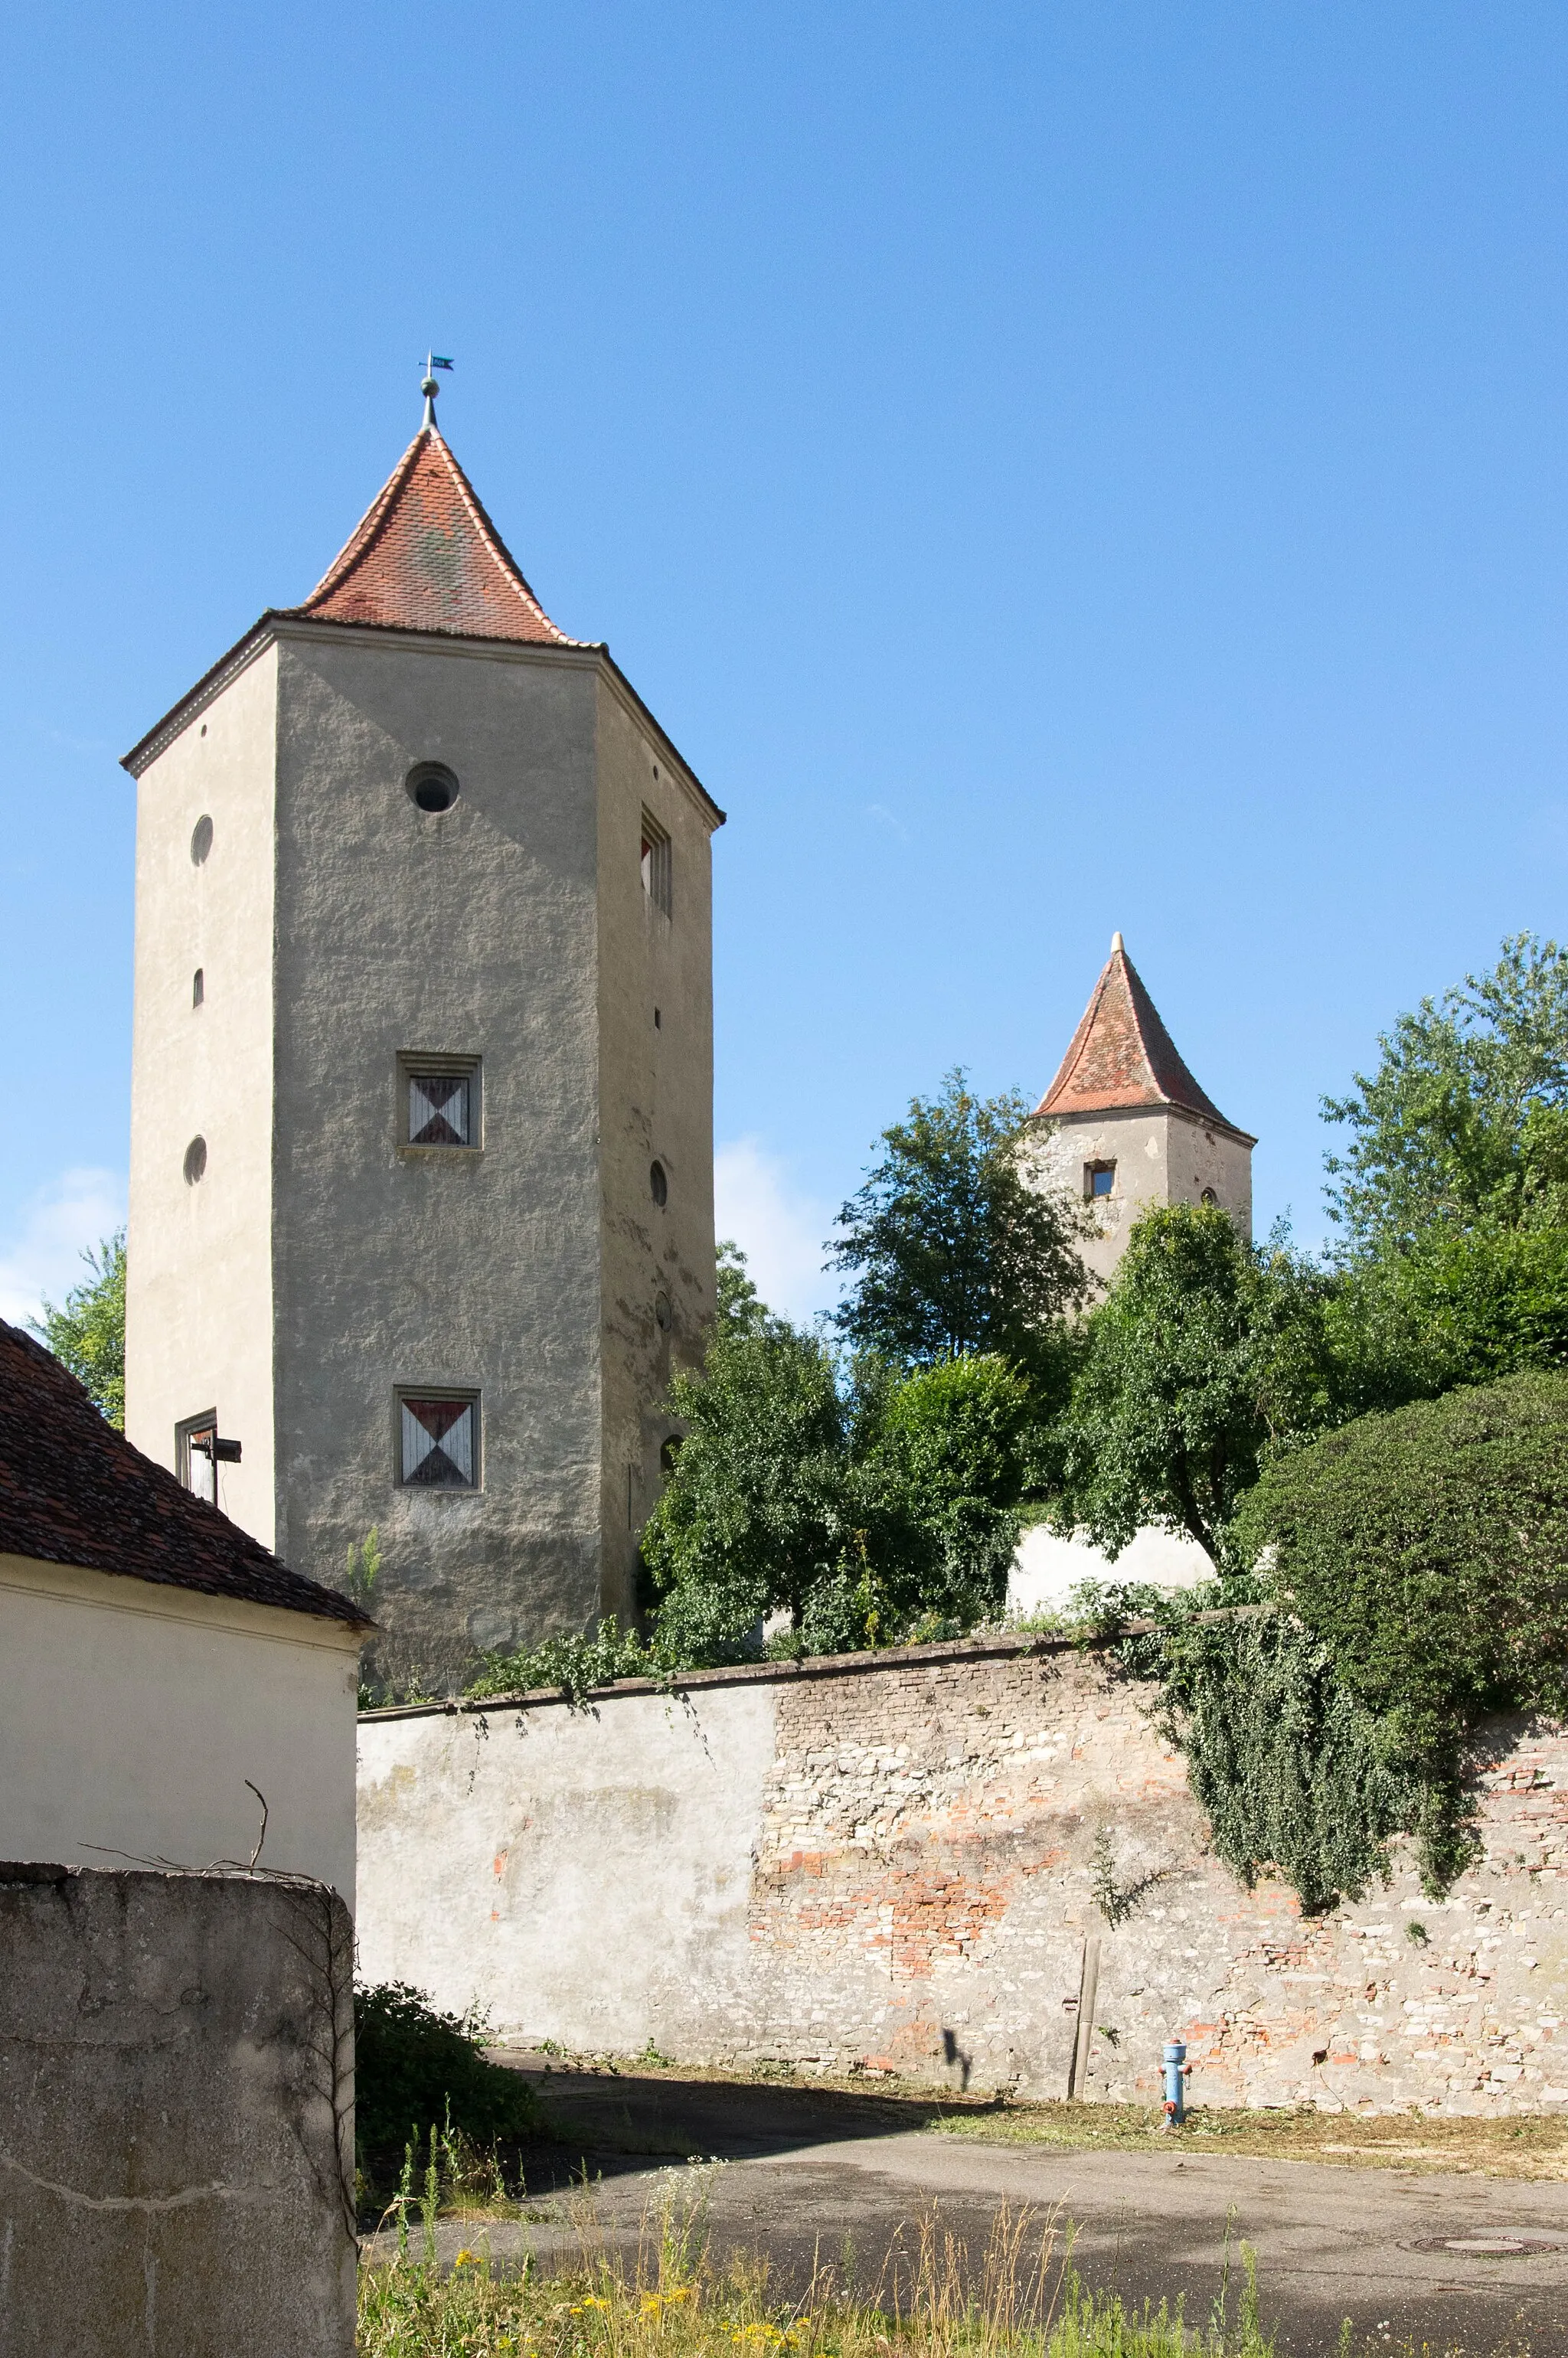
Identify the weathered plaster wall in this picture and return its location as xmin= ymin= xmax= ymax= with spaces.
xmin=357 ymin=1639 xmax=1568 ymax=2114
xmin=273 ymin=627 xmax=608 ymax=1689
xmin=0 ymin=1863 xmax=354 ymax=2358
xmin=594 ymin=671 xmax=718 ymax=1622
xmin=0 ymin=1551 xmax=361 ymax=1906
xmin=126 ymin=644 xmax=279 ymax=1542
xmin=1027 ymin=1106 xmax=1253 ymax=1287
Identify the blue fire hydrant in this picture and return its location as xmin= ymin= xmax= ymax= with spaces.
xmin=1162 ymin=2040 xmax=1189 ymax=2128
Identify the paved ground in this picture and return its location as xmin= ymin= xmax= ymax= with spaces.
xmin=371 ymin=2066 xmax=1568 ymax=2356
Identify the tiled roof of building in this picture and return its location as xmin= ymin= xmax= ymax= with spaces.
xmin=284 ymin=426 xmax=587 ymax=647
xmin=0 ymin=1320 xmax=368 ymax=1629
xmin=1035 ymin=934 xmax=1253 ymax=1139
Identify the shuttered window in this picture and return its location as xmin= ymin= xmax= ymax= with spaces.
xmin=399 ymin=1395 xmax=479 ymax=1488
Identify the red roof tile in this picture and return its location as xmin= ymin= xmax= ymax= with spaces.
xmin=1036 ymin=936 xmax=1253 ymax=1138
xmin=286 ymin=426 xmax=586 ymax=646
xmin=0 ymin=1320 xmax=368 ymax=1628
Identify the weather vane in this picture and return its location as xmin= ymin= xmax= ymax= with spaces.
xmin=420 ymin=351 xmax=454 ymax=428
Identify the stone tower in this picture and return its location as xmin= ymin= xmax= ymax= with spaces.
xmin=1028 ymin=934 xmax=1254 ymax=1288
xmin=122 ymin=407 xmax=723 ymax=1693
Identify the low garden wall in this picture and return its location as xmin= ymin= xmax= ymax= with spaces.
xmin=356 ymin=1635 xmax=1568 ymax=2115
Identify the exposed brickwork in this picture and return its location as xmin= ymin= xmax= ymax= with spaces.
xmin=743 ymin=1652 xmax=1568 ymax=2115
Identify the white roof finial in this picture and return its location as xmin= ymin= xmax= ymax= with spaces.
xmin=1111 ymin=930 xmax=1124 ymax=954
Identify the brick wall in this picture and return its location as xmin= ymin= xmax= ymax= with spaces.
xmin=355 ymin=1636 xmax=1568 ymax=2115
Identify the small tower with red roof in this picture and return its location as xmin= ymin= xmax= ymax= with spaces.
xmin=122 ymin=385 xmax=724 ymax=1693
xmin=1030 ymin=934 xmax=1256 ymax=1288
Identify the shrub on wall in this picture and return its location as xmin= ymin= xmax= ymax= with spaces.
xmin=1231 ymin=1370 xmax=1568 ymax=1888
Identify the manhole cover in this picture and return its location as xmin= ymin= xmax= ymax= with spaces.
xmin=1411 ymin=2233 xmax=1559 ymax=2257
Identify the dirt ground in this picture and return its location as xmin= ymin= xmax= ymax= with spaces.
xmin=364 ymin=2059 xmax=1568 ymax=2356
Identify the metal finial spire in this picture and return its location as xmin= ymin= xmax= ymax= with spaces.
xmin=420 ymin=351 xmax=454 ymax=429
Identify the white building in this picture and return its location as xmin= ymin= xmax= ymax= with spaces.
xmin=1013 ymin=934 xmax=1256 ymax=1613
xmin=0 ymin=1319 xmax=367 ymax=1905
xmin=120 ymin=387 xmax=724 ymax=1694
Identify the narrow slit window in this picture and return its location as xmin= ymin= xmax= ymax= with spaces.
xmin=399 ymin=1393 xmax=479 ymax=1488
xmin=192 ymin=968 xmax=204 ymax=1008
xmin=640 ymin=810 xmax=671 ymax=917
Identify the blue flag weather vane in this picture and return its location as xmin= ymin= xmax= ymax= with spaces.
xmin=420 ymin=352 xmax=454 ymax=427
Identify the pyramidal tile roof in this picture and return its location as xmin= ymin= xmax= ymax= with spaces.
xmin=1035 ymin=935 xmax=1253 ymax=1139
xmin=284 ymin=426 xmax=588 ymax=647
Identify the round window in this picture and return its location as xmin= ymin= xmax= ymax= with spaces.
xmin=650 ymin=1159 xmax=668 ymax=1207
xmin=407 ymin=763 xmax=459 ymax=815
xmin=191 ymin=815 xmax=214 ymax=864
xmin=184 ymin=1135 xmax=207 ymax=1186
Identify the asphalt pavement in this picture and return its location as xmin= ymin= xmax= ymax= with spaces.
xmin=369 ymin=2063 xmax=1568 ymax=2356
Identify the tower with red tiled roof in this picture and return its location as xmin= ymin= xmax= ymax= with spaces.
xmin=122 ymin=386 xmax=724 ymax=1693
xmin=1027 ymin=934 xmax=1255 ymax=1286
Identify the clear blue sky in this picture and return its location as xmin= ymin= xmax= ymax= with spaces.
xmin=5 ymin=3 xmax=1568 ymax=1323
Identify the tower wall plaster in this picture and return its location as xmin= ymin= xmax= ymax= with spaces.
xmin=1028 ymin=1106 xmax=1253 ymax=1289
xmin=593 ymin=674 xmax=717 ymax=1622
xmin=126 ymin=645 xmax=279 ymax=1542
xmin=270 ymin=630 xmax=606 ymax=1688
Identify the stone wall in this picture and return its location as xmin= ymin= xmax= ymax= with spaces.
xmin=355 ymin=1635 xmax=1568 ymax=2115
xmin=0 ymin=1863 xmax=355 ymax=2358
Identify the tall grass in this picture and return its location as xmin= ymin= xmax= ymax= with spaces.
xmin=358 ymin=2167 xmax=1272 ymax=2358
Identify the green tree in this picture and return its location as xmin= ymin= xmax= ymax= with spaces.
xmin=828 ymin=1070 xmax=1089 ymax=1369
xmin=640 ymin=1312 xmax=853 ymax=1662
xmin=859 ymin=1353 xmax=1039 ymax=1630
xmin=31 ymin=1230 xmax=126 ymax=1429
xmin=1324 ymin=932 xmax=1568 ymax=1255
xmin=1044 ymin=1205 xmax=1336 ymax=1561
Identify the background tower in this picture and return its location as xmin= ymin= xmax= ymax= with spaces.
xmin=1027 ymin=933 xmax=1255 ymax=1288
xmin=123 ymin=407 xmax=723 ymax=1693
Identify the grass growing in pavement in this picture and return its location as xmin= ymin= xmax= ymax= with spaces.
xmin=358 ymin=2172 xmax=1272 ymax=2358
xmin=930 ymin=2100 xmax=1568 ymax=2179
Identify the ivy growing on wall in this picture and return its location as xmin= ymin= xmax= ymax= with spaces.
xmin=1104 ymin=1369 xmax=1568 ymax=1910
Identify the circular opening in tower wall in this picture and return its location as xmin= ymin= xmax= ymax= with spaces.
xmin=183 ymin=1135 xmax=207 ymax=1186
xmin=407 ymin=764 xmax=459 ymax=815
xmin=190 ymin=815 xmax=214 ymax=864
xmin=649 ymin=1160 xmax=668 ymax=1207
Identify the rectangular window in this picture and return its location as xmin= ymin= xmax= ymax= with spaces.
xmin=398 ymin=1391 xmax=479 ymax=1489
xmin=176 ymin=1410 xmax=218 ymax=1504
xmin=400 ymin=1056 xmax=481 ymax=1149
xmin=640 ymin=810 xmax=671 ymax=917
xmin=1085 ymin=1161 xmax=1116 ymax=1200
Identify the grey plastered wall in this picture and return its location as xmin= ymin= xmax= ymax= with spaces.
xmin=272 ymin=628 xmax=608 ymax=1687
xmin=357 ymin=1640 xmax=1568 ymax=2115
xmin=0 ymin=1863 xmax=354 ymax=2358
xmin=593 ymin=671 xmax=718 ymax=1620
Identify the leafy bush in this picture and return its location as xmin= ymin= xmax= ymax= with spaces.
xmin=1233 ymin=1370 xmax=1568 ymax=1886
xmin=354 ymin=1981 xmax=536 ymax=2167
xmin=466 ymin=1617 xmax=660 ymax=1707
